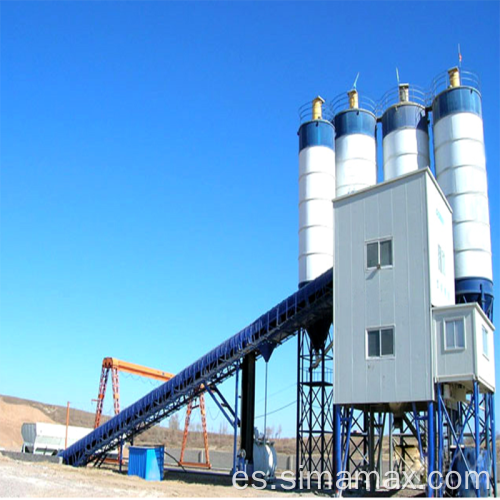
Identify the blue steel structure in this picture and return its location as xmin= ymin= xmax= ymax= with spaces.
xmin=296 ymin=328 xmax=334 ymax=486
xmin=60 ymin=269 xmax=333 ymax=467
xmin=434 ymin=383 xmax=497 ymax=497
xmin=334 ymin=381 xmax=497 ymax=497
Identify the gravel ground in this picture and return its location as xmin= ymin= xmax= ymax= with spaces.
xmin=0 ymin=455 xmax=302 ymax=498
xmin=0 ymin=454 xmax=449 ymax=498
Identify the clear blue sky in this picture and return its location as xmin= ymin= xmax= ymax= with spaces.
xmin=1 ymin=2 xmax=499 ymax=439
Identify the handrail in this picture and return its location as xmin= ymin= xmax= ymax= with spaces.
xmin=376 ymin=85 xmax=427 ymax=116
xmin=429 ymin=68 xmax=481 ymax=100
xmin=298 ymin=101 xmax=334 ymax=123
xmin=330 ymin=91 xmax=377 ymax=116
xmin=297 ymin=69 xmax=482 ymax=123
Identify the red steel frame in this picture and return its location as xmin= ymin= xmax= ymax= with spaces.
xmin=93 ymin=357 xmax=211 ymax=469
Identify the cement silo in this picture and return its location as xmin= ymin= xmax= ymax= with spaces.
xmin=432 ymin=67 xmax=493 ymax=319
xmin=298 ymin=97 xmax=335 ymax=288
xmin=333 ymin=90 xmax=377 ymax=197
xmin=381 ymin=83 xmax=429 ymax=181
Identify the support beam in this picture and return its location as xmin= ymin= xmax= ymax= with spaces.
xmin=333 ymin=405 xmax=342 ymax=493
xmin=427 ymin=401 xmax=435 ymax=497
xmin=473 ymin=382 xmax=480 ymax=498
xmin=388 ymin=413 xmax=394 ymax=475
xmin=490 ymin=394 xmax=498 ymax=497
xmin=232 ymin=364 xmax=240 ymax=474
xmin=241 ymin=351 xmax=256 ymax=472
xmin=368 ymin=409 xmax=376 ymax=492
xmin=437 ymin=385 xmax=444 ymax=498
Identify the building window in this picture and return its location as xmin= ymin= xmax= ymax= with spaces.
xmin=438 ymin=245 xmax=445 ymax=275
xmin=482 ymin=326 xmax=489 ymax=359
xmin=367 ymin=327 xmax=395 ymax=358
xmin=366 ymin=239 xmax=393 ymax=270
xmin=444 ymin=318 xmax=465 ymax=350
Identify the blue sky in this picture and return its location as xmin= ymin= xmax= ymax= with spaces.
xmin=1 ymin=1 xmax=499 ymax=439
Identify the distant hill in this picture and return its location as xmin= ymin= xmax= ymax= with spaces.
xmin=0 ymin=395 xmax=295 ymax=454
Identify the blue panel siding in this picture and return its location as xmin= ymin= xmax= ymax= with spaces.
xmin=382 ymin=104 xmax=428 ymax=138
xmin=298 ymin=120 xmax=335 ymax=152
xmin=432 ymin=87 xmax=482 ymax=123
xmin=334 ymin=109 xmax=376 ymax=139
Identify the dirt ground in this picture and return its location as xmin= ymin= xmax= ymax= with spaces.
xmin=0 ymin=454 xmax=307 ymax=498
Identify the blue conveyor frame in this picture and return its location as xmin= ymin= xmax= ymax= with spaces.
xmin=60 ymin=269 xmax=333 ymax=466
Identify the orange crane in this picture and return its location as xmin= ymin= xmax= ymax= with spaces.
xmin=94 ymin=357 xmax=175 ymax=427
xmin=94 ymin=357 xmax=211 ymax=469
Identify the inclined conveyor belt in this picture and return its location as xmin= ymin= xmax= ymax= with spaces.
xmin=60 ymin=269 xmax=333 ymax=466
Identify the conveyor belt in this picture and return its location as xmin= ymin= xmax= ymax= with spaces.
xmin=60 ymin=269 xmax=333 ymax=466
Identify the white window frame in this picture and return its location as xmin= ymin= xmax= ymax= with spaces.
xmin=366 ymin=326 xmax=395 ymax=359
xmin=443 ymin=317 xmax=466 ymax=352
xmin=366 ymin=237 xmax=394 ymax=271
xmin=482 ymin=325 xmax=489 ymax=360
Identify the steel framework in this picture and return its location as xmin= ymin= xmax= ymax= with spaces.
xmin=179 ymin=395 xmax=211 ymax=469
xmin=334 ymin=407 xmax=392 ymax=492
xmin=333 ymin=384 xmax=497 ymax=497
xmin=296 ymin=327 xmax=334 ymax=487
xmin=434 ymin=382 xmax=497 ymax=497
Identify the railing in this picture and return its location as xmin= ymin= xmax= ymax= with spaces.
xmin=429 ymin=68 xmax=481 ymax=101
xmin=297 ymin=69 xmax=481 ymax=122
xmin=330 ymin=91 xmax=377 ymax=117
xmin=376 ymin=84 xmax=427 ymax=116
xmin=298 ymin=100 xmax=335 ymax=124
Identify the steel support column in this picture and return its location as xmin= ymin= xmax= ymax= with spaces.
xmin=489 ymin=393 xmax=497 ymax=497
xmin=437 ymin=385 xmax=444 ymax=497
xmin=427 ymin=401 xmax=435 ymax=497
xmin=241 ymin=352 xmax=256 ymax=473
xmin=333 ymin=405 xmax=342 ymax=493
xmin=296 ymin=327 xmax=333 ymax=489
xmin=233 ymin=364 xmax=240 ymax=474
